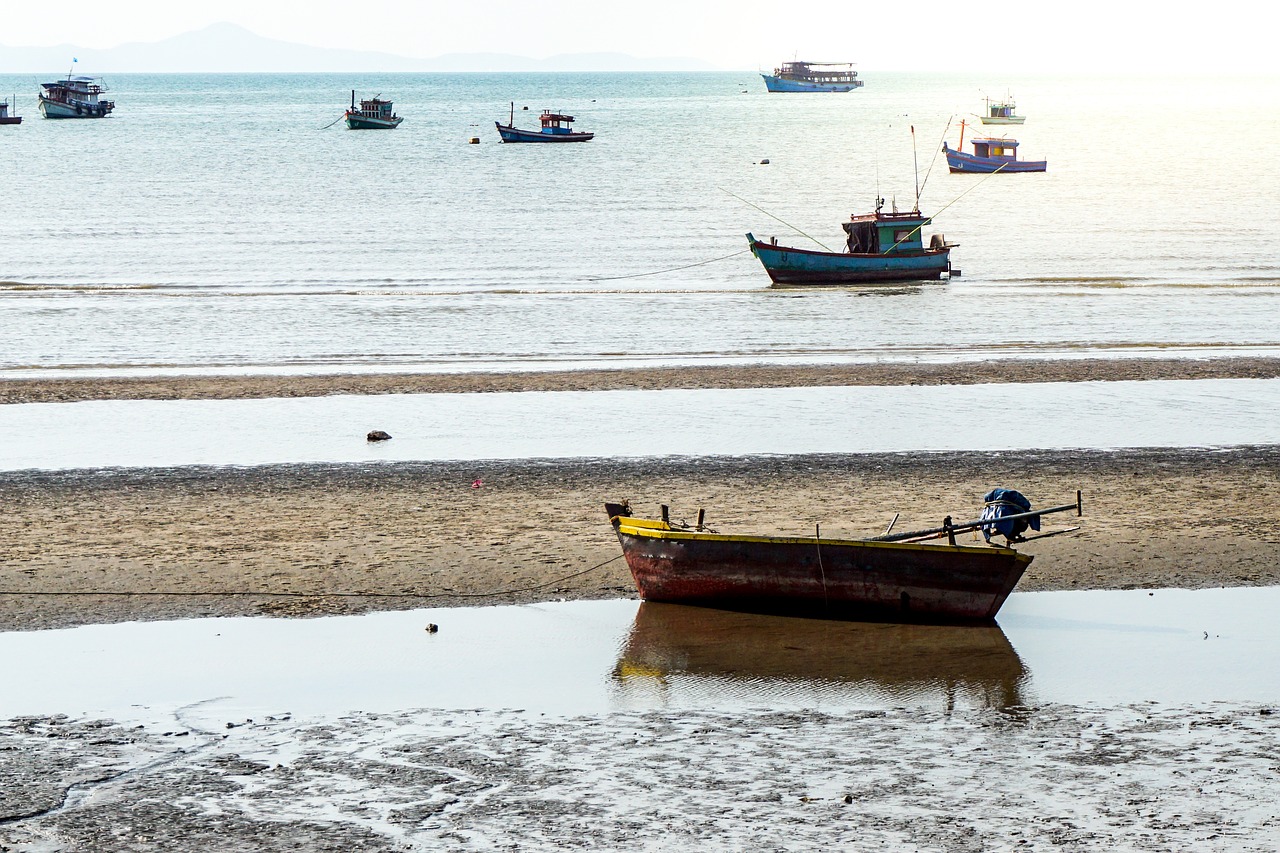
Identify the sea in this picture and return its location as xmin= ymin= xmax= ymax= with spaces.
xmin=2 ymin=70 xmax=1279 ymax=376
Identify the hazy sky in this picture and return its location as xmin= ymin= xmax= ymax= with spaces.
xmin=5 ymin=0 xmax=1279 ymax=72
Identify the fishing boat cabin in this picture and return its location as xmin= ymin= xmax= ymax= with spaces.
xmin=539 ymin=111 xmax=580 ymax=135
xmin=843 ymin=208 xmax=932 ymax=255
xmin=0 ymin=98 xmax=20 ymax=125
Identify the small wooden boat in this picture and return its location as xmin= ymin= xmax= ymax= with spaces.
xmin=0 ymin=97 xmax=21 ymax=125
xmin=605 ymin=491 xmax=1082 ymax=623
xmin=943 ymin=120 xmax=1045 ymax=173
xmin=980 ymin=94 xmax=1025 ymax=125
xmin=761 ymin=61 xmax=864 ymax=93
xmin=747 ymin=200 xmax=954 ymax=286
xmin=496 ymin=103 xmax=593 ymax=143
xmin=344 ymin=91 xmax=403 ymax=129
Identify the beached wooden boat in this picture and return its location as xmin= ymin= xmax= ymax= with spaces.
xmin=747 ymin=201 xmax=954 ymax=286
xmin=943 ymin=120 xmax=1045 ymax=173
xmin=345 ymin=91 xmax=403 ymax=129
xmin=496 ymin=103 xmax=593 ymax=142
xmin=605 ymin=492 xmax=1082 ymax=623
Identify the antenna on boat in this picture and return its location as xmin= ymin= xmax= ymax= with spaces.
xmin=911 ymin=125 xmax=920 ymax=213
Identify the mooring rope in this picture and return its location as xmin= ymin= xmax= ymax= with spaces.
xmin=320 ymin=113 xmax=346 ymax=130
xmin=0 ymin=554 xmax=626 ymax=601
xmin=585 ymin=249 xmax=750 ymax=282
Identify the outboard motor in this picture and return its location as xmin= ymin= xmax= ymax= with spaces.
xmin=980 ymin=488 xmax=1040 ymax=544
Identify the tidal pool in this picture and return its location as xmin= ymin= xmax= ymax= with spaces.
xmin=2 ymin=586 xmax=1277 ymax=724
xmin=0 ymin=378 xmax=1278 ymax=470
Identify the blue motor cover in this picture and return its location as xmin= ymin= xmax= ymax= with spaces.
xmin=980 ymin=488 xmax=1040 ymax=542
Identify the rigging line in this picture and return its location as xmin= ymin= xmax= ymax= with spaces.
xmin=719 ymin=187 xmax=833 ymax=252
xmin=0 ymin=554 xmax=627 ymax=601
xmin=884 ymin=161 xmax=1008 ymax=255
xmin=585 ymin=249 xmax=750 ymax=282
xmin=917 ymin=115 xmax=953 ymax=199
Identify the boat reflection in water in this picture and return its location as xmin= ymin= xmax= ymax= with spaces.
xmin=612 ymin=602 xmax=1029 ymax=712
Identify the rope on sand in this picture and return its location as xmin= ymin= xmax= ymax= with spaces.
xmin=0 ymin=554 xmax=626 ymax=601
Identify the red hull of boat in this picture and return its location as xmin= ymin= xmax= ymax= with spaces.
xmin=608 ymin=505 xmax=1031 ymax=623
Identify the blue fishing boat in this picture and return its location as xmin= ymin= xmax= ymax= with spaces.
xmin=761 ymin=61 xmax=863 ymax=92
xmin=344 ymin=91 xmax=403 ymax=129
xmin=943 ymin=120 xmax=1045 ymax=173
xmin=747 ymin=201 xmax=954 ymax=286
xmin=495 ymin=103 xmax=593 ymax=143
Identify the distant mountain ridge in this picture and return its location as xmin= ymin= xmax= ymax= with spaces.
xmin=0 ymin=22 xmax=718 ymax=73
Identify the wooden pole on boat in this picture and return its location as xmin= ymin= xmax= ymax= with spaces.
xmin=870 ymin=495 xmax=1083 ymax=543
xmin=911 ymin=125 xmax=920 ymax=213
xmin=958 ymin=119 xmax=966 ymax=152
xmin=509 ymin=101 xmax=514 ymax=126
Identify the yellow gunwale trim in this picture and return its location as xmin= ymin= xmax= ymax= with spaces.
xmin=614 ymin=517 xmax=1023 ymax=557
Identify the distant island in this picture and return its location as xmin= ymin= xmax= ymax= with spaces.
xmin=0 ymin=22 xmax=720 ymax=74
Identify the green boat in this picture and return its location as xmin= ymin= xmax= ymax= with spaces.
xmin=344 ymin=90 xmax=403 ymax=130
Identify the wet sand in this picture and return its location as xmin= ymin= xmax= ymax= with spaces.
xmin=4 ymin=363 xmax=1280 ymax=849
xmin=5 ymin=355 xmax=1280 ymax=403
xmin=2 ymin=447 xmax=1278 ymax=632
xmin=2 ymin=704 xmax=1277 ymax=851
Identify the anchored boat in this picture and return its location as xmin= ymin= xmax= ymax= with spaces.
xmin=0 ymin=97 xmax=21 ymax=125
xmin=344 ymin=91 xmax=403 ymax=129
xmin=38 ymin=75 xmax=114 ymax=119
xmin=980 ymin=94 xmax=1025 ymax=125
xmin=496 ymin=103 xmax=593 ymax=142
xmin=943 ymin=120 xmax=1045 ymax=173
xmin=762 ymin=61 xmax=863 ymax=92
xmin=605 ymin=491 xmax=1083 ymax=623
xmin=747 ymin=199 xmax=954 ymax=286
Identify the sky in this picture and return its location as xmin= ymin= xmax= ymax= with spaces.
xmin=3 ymin=0 xmax=1279 ymax=73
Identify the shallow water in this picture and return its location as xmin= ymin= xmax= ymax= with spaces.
xmin=2 ymin=72 xmax=1279 ymax=376
xmin=3 ymin=587 xmax=1278 ymax=721
xmin=0 ymin=378 xmax=1276 ymax=470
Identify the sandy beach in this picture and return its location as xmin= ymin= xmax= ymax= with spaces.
xmin=2 ymin=443 xmax=1277 ymax=632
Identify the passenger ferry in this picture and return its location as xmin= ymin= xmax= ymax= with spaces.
xmin=38 ymin=75 xmax=115 ymax=119
xmin=761 ymin=61 xmax=864 ymax=93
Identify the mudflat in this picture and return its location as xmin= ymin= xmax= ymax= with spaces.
xmin=4 ymin=355 xmax=1280 ymax=403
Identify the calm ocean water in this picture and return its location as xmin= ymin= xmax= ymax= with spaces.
xmin=2 ymin=71 xmax=1279 ymax=375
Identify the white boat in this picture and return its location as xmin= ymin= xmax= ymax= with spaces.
xmin=38 ymin=75 xmax=115 ymax=119
xmin=980 ymin=94 xmax=1025 ymax=125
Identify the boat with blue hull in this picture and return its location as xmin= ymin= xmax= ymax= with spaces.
xmin=344 ymin=91 xmax=402 ymax=129
xmin=496 ymin=104 xmax=593 ymax=142
xmin=747 ymin=202 xmax=953 ymax=286
xmin=943 ymin=121 xmax=1045 ymax=173
xmin=762 ymin=61 xmax=863 ymax=92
